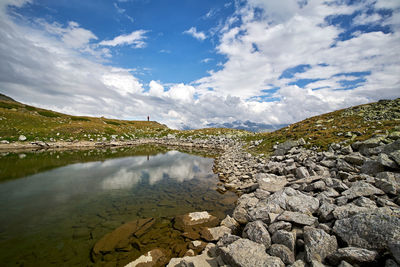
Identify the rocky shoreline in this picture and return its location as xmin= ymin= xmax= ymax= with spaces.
xmin=125 ymin=132 xmax=400 ymax=266
xmin=2 ymin=132 xmax=400 ymax=267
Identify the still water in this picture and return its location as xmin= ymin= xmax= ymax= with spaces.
xmin=0 ymin=145 xmax=236 ymax=266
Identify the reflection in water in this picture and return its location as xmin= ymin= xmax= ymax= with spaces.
xmin=0 ymin=146 xmax=236 ymax=267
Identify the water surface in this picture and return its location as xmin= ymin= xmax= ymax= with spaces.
xmin=0 ymin=146 xmax=236 ymax=266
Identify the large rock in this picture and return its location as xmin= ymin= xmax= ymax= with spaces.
xmin=304 ymin=226 xmax=338 ymax=263
xmin=332 ymin=204 xmax=372 ymax=220
xmin=256 ymin=173 xmax=288 ymax=192
xmin=274 ymin=140 xmax=299 ymax=156
xmin=277 ymin=211 xmax=317 ymax=226
xmin=218 ymin=238 xmax=284 ymax=267
xmin=249 ymin=188 xmax=319 ymax=223
xmin=125 ymin=248 xmax=168 ymax=267
xmin=328 ymin=247 xmax=378 ymax=265
xmin=92 ymin=218 xmax=155 ymax=256
xmin=271 ymin=230 xmax=295 ymax=251
xmin=341 ymin=181 xmax=384 ymax=200
xmin=243 ymin=220 xmax=271 ymax=248
xmin=268 ymin=244 xmax=295 ymax=265
xmin=220 ymin=215 xmax=240 ymax=232
xmin=333 ymin=212 xmax=400 ymax=251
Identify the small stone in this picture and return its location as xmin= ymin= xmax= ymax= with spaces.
xmin=125 ymin=248 xmax=168 ymax=267
xmin=18 ymin=135 xmax=27 ymax=141
xmin=271 ymin=230 xmax=295 ymax=251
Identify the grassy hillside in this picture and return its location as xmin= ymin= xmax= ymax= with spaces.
xmin=0 ymin=98 xmax=172 ymax=142
xmin=245 ymin=98 xmax=400 ymax=154
xmin=1 ymin=95 xmax=399 ymax=154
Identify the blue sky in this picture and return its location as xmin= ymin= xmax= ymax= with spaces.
xmin=13 ymin=0 xmax=233 ymax=85
xmin=0 ymin=0 xmax=399 ymax=129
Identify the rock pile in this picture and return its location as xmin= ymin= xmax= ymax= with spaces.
xmin=165 ymin=132 xmax=400 ymax=266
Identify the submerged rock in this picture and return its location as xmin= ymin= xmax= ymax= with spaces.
xmin=125 ymin=248 xmax=168 ymax=267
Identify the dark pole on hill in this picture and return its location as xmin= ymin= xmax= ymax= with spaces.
xmin=147 ymin=115 xmax=149 ymax=122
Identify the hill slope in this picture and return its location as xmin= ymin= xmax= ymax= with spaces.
xmin=246 ymin=98 xmax=400 ymax=154
xmin=0 ymin=94 xmax=399 ymax=150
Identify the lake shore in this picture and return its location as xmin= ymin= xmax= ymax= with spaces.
xmin=2 ymin=133 xmax=400 ymax=266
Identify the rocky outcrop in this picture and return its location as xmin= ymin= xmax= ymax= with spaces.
xmin=166 ymin=132 xmax=400 ymax=266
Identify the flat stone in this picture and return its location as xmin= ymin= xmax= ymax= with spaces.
xmin=243 ymin=220 xmax=271 ymax=249
xmin=361 ymin=160 xmax=385 ymax=175
xmin=328 ymin=247 xmax=378 ymax=265
xmin=256 ymin=173 xmax=288 ymax=192
xmin=92 ymin=218 xmax=155 ymax=256
xmin=174 ymin=211 xmax=219 ymax=232
xmin=333 ymin=212 xmax=400 ymax=251
xmin=277 ymin=211 xmax=317 ymax=226
xmin=304 ymin=226 xmax=338 ymax=263
xmin=378 ymin=153 xmax=398 ymax=169
xmin=268 ymin=244 xmax=295 ymax=265
xmin=332 ymin=204 xmax=372 ymax=220
xmin=341 ymin=181 xmax=384 ymax=200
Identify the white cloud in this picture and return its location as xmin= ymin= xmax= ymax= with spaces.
xmin=148 ymin=80 xmax=164 ymax=97
xmin=201 ymin=58 xmax=213 ymax=63
xmin=183 ymin=27 xmax=206 ymax=41
xmin=167 ymin=83 xmax=195 ymax=102
xmin=99 ymin=30 xmax=147 ymax=48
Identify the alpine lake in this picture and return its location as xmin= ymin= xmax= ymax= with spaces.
xmin=0 ymin=145 xmax=237 ymax=266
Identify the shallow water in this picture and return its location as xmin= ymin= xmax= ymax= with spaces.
xmin=0 ymin=146 xmax=236 ymax=266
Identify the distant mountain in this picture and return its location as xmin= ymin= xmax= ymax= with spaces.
xmin=0 ymin=93 xmax=17 ymax=102
xmin=206 ymin=120 xmax=288 ymax=132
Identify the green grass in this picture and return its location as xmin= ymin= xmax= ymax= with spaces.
xmin=70 ymin=116 xmax=91 ymax=122
xmin=37 ymin=110 xmax=60 ymax=118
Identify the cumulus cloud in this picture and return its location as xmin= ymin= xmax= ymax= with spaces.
xmin=183 ymin=27 xmax=206 ymax=41
xmin=99 ymin=30 xmax=148 ymax=48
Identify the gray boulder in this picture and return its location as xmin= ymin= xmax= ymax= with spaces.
xmin=361 ymin=160 xmax=385 ymax=175
xmin=242 ymin=220 xmax=271 ymax=248
xmin=296 ymin=167 xmax=310 ymax=179
xmin=268 ymin=221 xmax=292 ymax=234
xmin=333 ymin=212 xmax=400 ymax=251
xmin=256 ymin=173 xmax=288 ymax=192
xmin=218 ymin=238 xmax=284 ymax=267
xmin=18 ymin=135 xmax=27 ymax=141
xmin=341 ymin=181 xmax=384 ymax=200
xmin=271 ymin=230 xmax=295 ymax=251
xmin=268 ymin=244 xmax=295 ymax=265
xmin=277 ymin=211 xmax=317 ymax=226
xmin=328 ymin=247 xmax=378 ymax=265
xmin=304 ymin=226 xmax=338 ymax=263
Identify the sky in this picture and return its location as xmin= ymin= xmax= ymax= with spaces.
xmin=0 ymin=0 xmax=399 ymax=129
